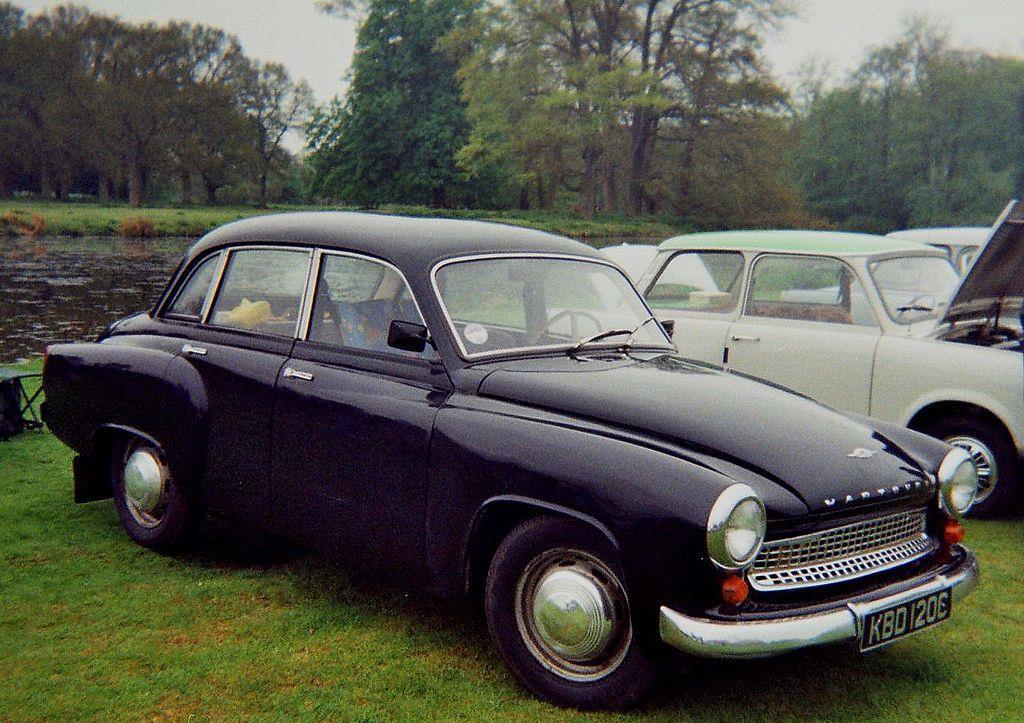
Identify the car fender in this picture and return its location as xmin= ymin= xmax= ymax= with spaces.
xmin=870 ymin=336 xmax=1024 ymax=452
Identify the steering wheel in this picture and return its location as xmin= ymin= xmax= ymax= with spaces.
xmin=531 ymin=309 xmax=602 ymax=344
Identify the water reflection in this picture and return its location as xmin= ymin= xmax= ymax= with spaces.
xmin=0 ymin=236 xmax=191 ymax=363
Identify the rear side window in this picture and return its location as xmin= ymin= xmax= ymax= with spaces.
xmin=208 ymin=248 xmax=311 ymax=336
xmin=747 ymin=255 xmax=875 ymax=326
xmin=165 ymin=253 xmax=221 ymax=319
xmin=646 ymin=251 xmax=744 ymax=313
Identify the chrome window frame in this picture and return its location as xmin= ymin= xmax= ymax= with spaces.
xmin=743 ymin=252 xmax=882 ymax=328
xmin=430 ymin=252 xmax=674 ymax=361
xmin=160 ymin=250 xmax=224 ymax=321
xmin=300 ymin=248 xmax=433 ymax=352
xmin=199 ymin=244 xmax=316 ymax=340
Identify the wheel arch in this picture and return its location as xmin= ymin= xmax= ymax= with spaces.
xmin=906 ymin=398 xmax=1017 ymax=450
xmin=463 ymin=495 xmax=620 ymax=599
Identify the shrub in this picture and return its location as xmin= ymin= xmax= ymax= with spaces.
xmin=1 ymin=210 xmax=47 ymax=237
xmin=117 ymin=215 xmax=157 ymax=238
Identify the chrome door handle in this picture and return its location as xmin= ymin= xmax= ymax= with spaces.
xmin=283 ymin=367 xmax=314 ymax=381
xmin=182 ymin=344 xmax=207 ymax=355
xmin=729 ymin=334 xmax=760 ymax=343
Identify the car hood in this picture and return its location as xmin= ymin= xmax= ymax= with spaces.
xmin=476 ymin=354 xmax=934 ymax=515
xmin=941 ymin=199 xmax=1024 ymax=326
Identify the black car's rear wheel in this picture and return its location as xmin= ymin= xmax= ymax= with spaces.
xmin=484 ymin=516 xmax=657 ymax=710
xmin=111 ymin=437 xmax=196 ymax=552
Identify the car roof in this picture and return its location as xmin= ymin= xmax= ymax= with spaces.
xmin=886 ymin=227 xmax=990 ymax=247
xmin=658 ymin=230 xmax=940 ymax=257
xmin=186 ymin=212 xmax=602 ymax=271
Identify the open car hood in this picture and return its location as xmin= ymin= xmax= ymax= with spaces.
xmin=941 ymin=200 xmax=1024 ymax=326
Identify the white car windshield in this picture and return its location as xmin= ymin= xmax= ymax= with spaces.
xmin=869 ymin=255 xmax=960 ymax=324
xmin=434 ymin=256 xmax=672 ymax=358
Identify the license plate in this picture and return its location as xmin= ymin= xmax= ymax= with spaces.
xmin=858 ymin=588 xmax=952 ymax=652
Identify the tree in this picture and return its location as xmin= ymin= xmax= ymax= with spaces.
xmin=451 ymin=0 xmax=793 ymax=218
xmin=243 ymin=61 xmax=312 ymax=208
xmin=308 ymin=0 xmax=476 ymax=207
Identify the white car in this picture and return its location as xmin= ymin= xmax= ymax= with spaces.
xmin=632 ymin=204 xmax=1024 ymax=516
xmin=887 ymin=227 xmax=991 ymax=275
xmin=599 ymin=243 xmax=659 ymax=282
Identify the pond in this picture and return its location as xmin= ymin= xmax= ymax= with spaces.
xmin=0 ymin=234 xmax=660 ymax=364
xmin=0 ymin=236 xmax=192 ymax=364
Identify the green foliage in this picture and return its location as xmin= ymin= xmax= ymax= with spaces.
xmin=795 ymin=20 xmax=1024 ymax=231
xmin=308 ymin=0 xmax=488 ymax=208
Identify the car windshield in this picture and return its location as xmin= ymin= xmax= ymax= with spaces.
xmin=433 ymin=256 xmax=672 ymax=358
xmin=869 ymin=255 xmax=960 ymax=324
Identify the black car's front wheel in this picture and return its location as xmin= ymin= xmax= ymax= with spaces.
xmin=484 ymin=516 xmax=657 ymax=710
xmin=111 ymin=437 xmax=196 ymax=553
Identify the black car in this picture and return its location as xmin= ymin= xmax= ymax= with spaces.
xmin=42 ymin=213 xmax=980 ymax=710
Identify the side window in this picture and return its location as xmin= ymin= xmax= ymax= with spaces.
xmin=208 ymin=248 xmax=311 ymax=336
xmin=308 ymin=254 xmax=432 ymax=357
xmin=646 ymin=251 xmax=744 ymax=313
xmin=165 ymin=253 xmax=220 ymax=319
xmin=747 ymin=255 xmax=874 ymax=326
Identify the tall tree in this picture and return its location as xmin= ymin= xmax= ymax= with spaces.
xmin=243 ymin=61 xmax=312 ymax=208
xmin=309 ymin=0 xmax=476 ymax=207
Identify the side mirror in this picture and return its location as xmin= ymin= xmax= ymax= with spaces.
xmin=659 ymin=318 xmax=675 ymax=339
xmin=388 ymin=319 xmax=429 ymax=353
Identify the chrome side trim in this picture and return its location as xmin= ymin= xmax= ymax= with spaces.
xmin=659 ymin=552 xmax=979 ymax=660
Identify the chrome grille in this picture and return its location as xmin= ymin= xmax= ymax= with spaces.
xmin=750 ymin=510 xmax=934 ymax=591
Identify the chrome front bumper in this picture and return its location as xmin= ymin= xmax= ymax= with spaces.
xmin=659 ymin=551 xmax=979 ymax=659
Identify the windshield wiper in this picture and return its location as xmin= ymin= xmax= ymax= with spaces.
xmin=567 ymin=316 xmax=664 ymax=356
xmin=567 ymin=328 xmax=633 ymax=356
xmin=896 ymin=304 xmax=934 ymax=313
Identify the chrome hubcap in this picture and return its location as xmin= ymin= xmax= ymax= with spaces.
xmin=515 ymin=549 xmax=630 ymax=682
xmin=947 ymin=435 xmax=998 ymax=504
xmin=122 ymin=446 xmax=168 ymax=528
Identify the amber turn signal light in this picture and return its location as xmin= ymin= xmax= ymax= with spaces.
xmin=942 ymin=519 xmax=965 ymax=546
xmin=721 ymin=573 xmax=749 ymax=606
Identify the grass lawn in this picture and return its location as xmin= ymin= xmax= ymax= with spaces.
xmin=1 ymin=369 xmax=1022 ymax=720
xmin=0 ymin=200 xmax=687 ymax=242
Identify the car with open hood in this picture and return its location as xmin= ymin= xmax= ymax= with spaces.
xmin=637 ymin=201 xmax=1024 ymax=517
xmin=887 ymin=226 xmax=990 ymax=275
xmin=41 ymin=213 xmax=979 ymax=710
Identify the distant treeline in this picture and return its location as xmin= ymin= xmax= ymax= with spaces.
xmin=0 ymin=2 xmax=312 ymax=207
xmin=3 ymin=1 xmax=1023 ymax=231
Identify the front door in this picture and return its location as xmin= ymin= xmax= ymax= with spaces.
xmin=725 ymin=254 xmax=881 ymax=414
xmin=270 ymin=251 xmax=451 ymax=575
xmin=643 ymin=250 xmax=746 ymax=365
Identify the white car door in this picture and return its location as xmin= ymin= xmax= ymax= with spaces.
xmin=725 ymin=254 xmax=881 ymax=414
xmin=643 ymin=250 xmax=746 ymax=365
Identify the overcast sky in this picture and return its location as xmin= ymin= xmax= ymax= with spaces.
xmin=17 ymin=0 xmax=1024 ymax=148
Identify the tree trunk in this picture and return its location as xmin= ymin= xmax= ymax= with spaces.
xmin=58 ymin=172 xmax=71 ymax=201
xmin=180 ymin=171 xmax=193 ymax=206
xmin=40 ymin=165 xmax=54 ymax=200
xmin=257 ymin=166 xmax=269 ymax=209
xmin=628 ymin=110 xmax=657 ymax=215
xmin=128 ymin=159 xmax=145 ymax=207
xmin=518 ymin=186 xmax=530 ymax=210
xmin=579 ymin=147 xmax=599 ymax=219
xmin=203 ymin=176 xmax=219 ymax=205
xmin=97 ymin=174 xmax=110 ymax=203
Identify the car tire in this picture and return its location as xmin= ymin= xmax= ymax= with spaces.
xmin=110 ymin=436 xmax=196 ymax=553
xmin=484 ymin=515 xmax=657 ymax=710
xmin=921 ymin=414 xmax=1018 ymax=518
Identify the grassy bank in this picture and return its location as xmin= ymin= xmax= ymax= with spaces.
xmin=1 ymin=370 xmax=1021 ymax=719
xmin=0 ymin=200 xmax=687 ymax=242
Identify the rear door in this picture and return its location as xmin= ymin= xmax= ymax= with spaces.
xmin=725 ymin=254 xmax=880 ymax=414
xmin=174 ymin=245 xmax=313 ymax=523
xmin=643 ymin=250 xmax=746 ymax=365
xmin=270 ymin=250 xmax=451 ymax=574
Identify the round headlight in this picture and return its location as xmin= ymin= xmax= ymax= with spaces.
xmin=707 ymin=484 xmax=767 ymax=570
xmin=938 ymin=447 xmax=979 ymax=517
